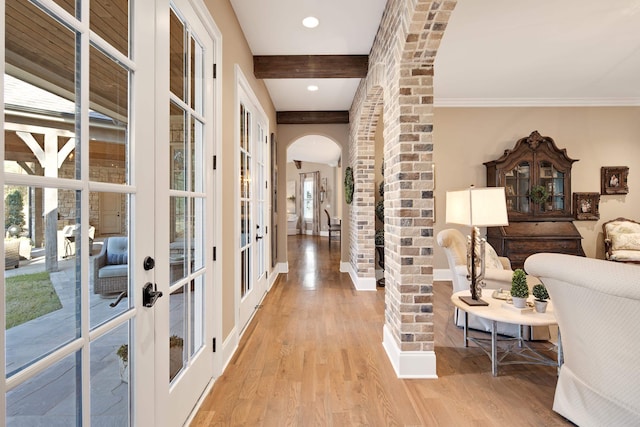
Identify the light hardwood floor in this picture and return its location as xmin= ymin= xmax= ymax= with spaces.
xmin=192 ymin=235 xmax=572 ymax=426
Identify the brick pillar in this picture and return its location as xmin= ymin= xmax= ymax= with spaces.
xmin=346 ymin=0 xmax=456 ymax=377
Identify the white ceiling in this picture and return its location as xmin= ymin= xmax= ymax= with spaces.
xmin=230 ymin=0 xmax=640 ymax=163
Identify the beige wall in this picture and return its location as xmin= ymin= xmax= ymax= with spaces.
xmin=204 ymin=0 xmax=277 ymax=339
xmin=276 ymin=124 xmax=349 ymax=261
xmin=433 ymin=106 xmax=640 ymax=270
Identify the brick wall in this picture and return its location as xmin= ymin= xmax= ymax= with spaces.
xmin=349 ymin=0 xmax=456 ymax=353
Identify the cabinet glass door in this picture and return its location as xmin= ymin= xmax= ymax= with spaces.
xmin=538 ymin=161 xmax=565 ymax=213
xmin=505 ymin=162 xmax=530 ymax=214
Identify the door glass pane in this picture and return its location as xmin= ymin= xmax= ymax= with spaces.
xmin=170 ymin=9 xmax=186 ymax=101
xmin=5 ymin=185 xmax=81 ymax=376
xmin=89 ymin=46 xmax=130 ymax=184
xmin=190 ymin=36 xmax=204 ymax=114
xmin=7 ymin=352 xmax=81 ymax=425
xmin=170 ymin=196 xmax=187 ymax=285
xmin=5 ymin=3 xmax=76 ymax=167
xmin=190 ymin=275 xmax=205 ymax=356
xmin=54 ymin=0 xmax=76 ymax=17
xmin=90 ymin=323 xmax=130 ymax=424
xmin=193 ymin=198 xmax=205 ymax=272
xmin=170 ymin=102 xmax=186 ymax=191
xmin=90 ymin=192 xmax=130 ymax=328
xmin=169 ymin=286 xmax=187 ymax=382
xmin=91 ymin=0 xmax=130 ymax=57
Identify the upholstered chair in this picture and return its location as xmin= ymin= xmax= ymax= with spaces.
xmin=525 ymin=253 xmax=640 ymax=426
xmin=91 ymin=236 xmax=128 ymax=296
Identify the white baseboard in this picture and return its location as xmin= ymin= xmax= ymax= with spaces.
xmin=339 ymin=261 xmax=350 ymax=273
xmin=319 ymin=230 xmax=328 ymax=237
xmin=434 ymin=268 xmax=452 ymax=282
xmin=219 ymin=326 xmax=238 ymax=377
xmin=340 ymin=261 xmax=377 ymax=291
xmin=278 ymin=261 xmax=289 ymax=274
xmin=382 ymin=324 xmax=438 ymax=379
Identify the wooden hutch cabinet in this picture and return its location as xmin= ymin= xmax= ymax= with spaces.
xmin=484 ymin=131 xmax=585 ymax=269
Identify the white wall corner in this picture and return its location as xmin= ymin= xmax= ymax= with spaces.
xmin=434 ymin=268 xmax=452 ymax=282
xmin=382 ymin=324 xmax=438 ymax=379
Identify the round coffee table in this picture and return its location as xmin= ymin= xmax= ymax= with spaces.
xmin=451 ymin=290 xmax=562 ymax=376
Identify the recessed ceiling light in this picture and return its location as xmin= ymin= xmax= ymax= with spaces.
xmin=302 ymin=16 xmax=319 ymax=28
xmin=307 ymin=85 xmax=319 ymax=92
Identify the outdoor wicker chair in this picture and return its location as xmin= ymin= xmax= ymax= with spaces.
xmin=91 ymin=236 xmax=128 ymax=296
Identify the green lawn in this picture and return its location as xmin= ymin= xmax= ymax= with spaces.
xmin=6 ymin=271 xmax=62 ymax=329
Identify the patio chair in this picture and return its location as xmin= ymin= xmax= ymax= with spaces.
xmin=4 ymin=238 xmax=20 ymax=269
xmin=91 ymin=236 xmax=128 ymax=296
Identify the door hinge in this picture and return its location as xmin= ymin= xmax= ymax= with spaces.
xmin=213 ymin=155 xmax=217 ymax=170
xmin=213 ymin=246 xmax=217 ymax=261
xmin=213 ymin=64 xmax=217 ymax=79
xmin=212 ymin=338 xmax=216 ymax=352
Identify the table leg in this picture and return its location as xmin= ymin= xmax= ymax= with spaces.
xmin=491 ymin=320 xmax=498 ymax=376
xmin=463 ymin=310 xmax=468 ymax=347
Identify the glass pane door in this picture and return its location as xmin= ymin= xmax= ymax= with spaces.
xmin=165 ymin=3 xmax=214 ymax=425
xmin=3 ymin=0 xmax=155 ymax=424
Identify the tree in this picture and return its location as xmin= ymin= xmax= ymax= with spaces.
xmin=5 ymin=190 xmax=25 ymax=232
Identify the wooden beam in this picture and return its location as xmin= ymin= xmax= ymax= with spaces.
xmin=254 ymin=55 xmax=368 ymax=79
xmin=277 ymin=111 xmax=349 ymax=125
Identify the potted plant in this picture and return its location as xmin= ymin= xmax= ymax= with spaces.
xmin=116 ymin=344 xmax=129 ymax=383
xmin=169 ymin=335 xmax=184 ymax=380
xmin=532 ymin=283 xmax=549 ymax=313
xmin=117 ymin=335 xmax=185 ymax=383
xmin=510 ymin=269 xmax=529 ymax=308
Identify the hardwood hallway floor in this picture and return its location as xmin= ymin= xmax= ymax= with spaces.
xmin=191 ymin=235 xmax=571 ymax=426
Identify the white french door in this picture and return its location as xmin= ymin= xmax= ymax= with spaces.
xmin=159 ymin=1 xmax=215 ymax=425
xmin=3 ymin=0 xmax=157 ymax=425
xmin=237 ymin=73 xmax=269 ymax=331
xmin=3 ymin=0 xmax=219 ymax=426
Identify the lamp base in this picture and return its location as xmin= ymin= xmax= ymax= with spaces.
xmin=459 ymin=295 xmax=489 ymax=306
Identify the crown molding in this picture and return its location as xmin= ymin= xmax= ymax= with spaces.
xmin=434 ymin=97 xmax=640 ymax=108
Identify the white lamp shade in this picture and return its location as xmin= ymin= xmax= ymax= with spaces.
xmin=446 ymin=187 xmax=509 ymax=227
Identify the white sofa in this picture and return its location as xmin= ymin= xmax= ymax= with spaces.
xmin=437 ymin=228 xmax=547 ymax=339
xmin=525 ymin=253 xmax=640 ymax=426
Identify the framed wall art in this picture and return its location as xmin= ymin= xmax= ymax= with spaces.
xmin=573 ymin=192 xmax=600 ymax=220
xmin=601 ymin=166 xmax=629 ymax=195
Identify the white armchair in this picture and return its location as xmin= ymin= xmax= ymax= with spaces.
xmin=525 ymin=253 xmax=640 ymax=426
xmin=437 ymin=228 xmax=547 ymax=339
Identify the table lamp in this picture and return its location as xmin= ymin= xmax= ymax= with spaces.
xmin=446 ymin=186 xmax=509 ymax=306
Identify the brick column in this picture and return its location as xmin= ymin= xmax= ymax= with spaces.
xmin=349 ymin=0 xmax=456 ymax=377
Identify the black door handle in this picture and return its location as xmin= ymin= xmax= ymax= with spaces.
xmin=142 ymin=282 xmax=163 ymax=308
xmin=256 ymin=234 xmax=263 ymax=240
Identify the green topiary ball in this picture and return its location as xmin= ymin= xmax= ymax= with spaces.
xmin=532 ymin=283 xmax=549 ymax=301
xmin=510 ymin=269 xmax=529 ymax=298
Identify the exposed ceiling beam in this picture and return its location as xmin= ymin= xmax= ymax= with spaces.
xmin=254 ymin=55 xmax=368 ymax=79
xmin=277 ymin=111 xmax=349 ymax=125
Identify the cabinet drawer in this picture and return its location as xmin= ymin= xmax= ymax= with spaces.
xmin=505 ymin=239 xmax=580 ymax=252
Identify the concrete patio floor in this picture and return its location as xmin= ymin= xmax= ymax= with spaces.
xmin=5 ymin=245 xmax=129 ymax=425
